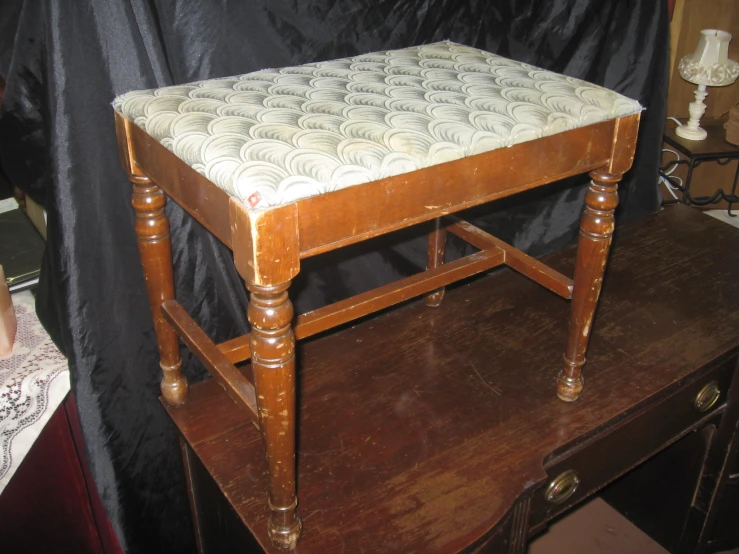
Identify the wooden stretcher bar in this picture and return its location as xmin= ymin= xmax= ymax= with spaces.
xmin=217 ymin=240 xmax=506 ymax=364
xmin=161 ymin=300 xmax=259 ymax=425
xmin=445 ymin=216 xmax=574 ymax=299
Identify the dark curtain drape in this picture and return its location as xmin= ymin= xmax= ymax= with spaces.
xmin=0 ymin=1 xmax=668 ymax=552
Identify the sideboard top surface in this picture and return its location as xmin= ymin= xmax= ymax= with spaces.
xmin=167 ymin=205 xmax=739 ymax=553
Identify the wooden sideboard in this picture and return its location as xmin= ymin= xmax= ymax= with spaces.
xmin=165 ymin=205 xmax=739 ymax=553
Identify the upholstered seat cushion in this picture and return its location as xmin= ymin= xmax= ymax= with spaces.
xmin=114 ymin=41 xmax=641 ymax=211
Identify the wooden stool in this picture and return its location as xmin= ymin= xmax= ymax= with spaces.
xmin=113 ymin=42 xmax=640 ymax=550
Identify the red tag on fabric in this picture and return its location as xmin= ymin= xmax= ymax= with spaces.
xmin=247 ymin=192 xmax=260 ymax=208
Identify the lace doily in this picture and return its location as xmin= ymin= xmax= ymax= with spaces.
xmin=0 ymin=291 xmax=70 ymax=494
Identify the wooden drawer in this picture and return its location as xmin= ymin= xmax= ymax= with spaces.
xmin=530 ymin=354 xmax=737 ymax=528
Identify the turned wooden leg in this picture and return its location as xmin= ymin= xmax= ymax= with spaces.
xmin=557 ymin=170 xmax=620 ymax=402
xmin=248 ymin=282 xmax=302 ymax=550
xmin=131 ymin=176 xmax=188 ymax=406
xmin=424 ymin=217 xmax=447 ymax=307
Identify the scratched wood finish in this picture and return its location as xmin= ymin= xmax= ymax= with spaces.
xmin=230 ymin=199 xmax=300 ymax=288
xmin=247 ymin=282 xmax=302 ymax=549
xmin=120 ymin=113 xmax=615 ymax=258
xmin=557 ymin=170 xmax=621 ymax=401
xmin=294 ymin=120 xmax=615 ymax=258
xmin=118 ymin=108 xmax=638 ymax=550
xmin=557 ymin=113 xmax=639 ymax=401
xmin=166 ymin=206 xmax=739 ymax=553
xmin=130 ymin=176 xmax=188 ymax=406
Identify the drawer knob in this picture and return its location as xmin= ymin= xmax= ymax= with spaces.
xmin=545 ymin=470 xmax=580 ymax=504
xmin=694 ymin=381 xmax=721 ymax=413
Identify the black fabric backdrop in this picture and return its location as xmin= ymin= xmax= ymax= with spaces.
xmin=0 ymin=1 xmax=668 ymax=552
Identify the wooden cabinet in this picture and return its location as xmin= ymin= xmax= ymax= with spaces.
xmin=535 ymin=353 xmax=736 ymax=534
xmin=167 ymin=206 xmax=739 ymax=553
xmin=0 ymin=397 xmax=123 ymax=554
xmin=601 ymin=355 xmax=739 ymax=554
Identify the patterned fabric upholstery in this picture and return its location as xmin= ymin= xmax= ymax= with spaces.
xmin=114 ymin=42 xmax=641 ymax=211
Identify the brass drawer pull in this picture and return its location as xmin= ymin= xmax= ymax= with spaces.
xmin=694 ymin=381 xmax=721 ymax=413
xmin=545 ymin=470 xmax=580 ymax=504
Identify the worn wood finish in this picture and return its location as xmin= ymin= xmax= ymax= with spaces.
xmin=130 ymin=175 xmax=188 ymax=406
xmin=217 ymin=247 xmax=506 ymax=365
xmin=535 ymin=358 xmax=734 ymax=530
xmin=122 ymin=114 xmax=234 ymax=248
xmin=247 ymin=282 xmax=302 ymax=550
xmin=599 ymin=355 xmax=739 ymax=554
xmin=114 ymin=111 xmax=135 ymax=176
xmin=424 ymin=218 xmax=447 ymax=307
xmin=121 ymin=113 xmax=615 ymax=261
xmin=161 ymin=300 xmax=259 ymax=425
xmin=228 ymin=175 xmax=303 ymax=549
xmin=230 ymin=199 xmax=300 ymax=287
xmin=295 ymin=121 xmax=615 ymax=258
xmin=118 ymin=107 xmax=639 ymax=549
xmin=557 ymin=170 xmax=621 ymax=402
xmin=446 ymin=217 xmax=574 ymax=299
xmin=165 ymin=206 xmax=739 ymax=553
xmin=607 ymin=114 xmax=640 ymax=176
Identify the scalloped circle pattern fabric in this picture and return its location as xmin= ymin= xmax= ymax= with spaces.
xmin=113 ymin=41 xmax=642 ymax=211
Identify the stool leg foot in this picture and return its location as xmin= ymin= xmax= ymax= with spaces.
xmin=131 ymin=176 xmax=188 ymax=406
xmin=558 ymin=170 xmax=620 ymax=402
xmin=248 ymin=282 xmax=302 ymax=550
xmin=424 ymin=218 xmax=447 ymax=307
xmin=557 ymin=361 xmax=584 ymax=402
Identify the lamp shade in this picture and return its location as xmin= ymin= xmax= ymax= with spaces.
xmin=693 ymin=29 xmax=731 ymax=66
xmin=678 ymin=29 xmax=739 ymax=87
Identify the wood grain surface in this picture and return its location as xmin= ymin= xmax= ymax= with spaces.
xmin=166 ymin=205 xmax=739 ymax=553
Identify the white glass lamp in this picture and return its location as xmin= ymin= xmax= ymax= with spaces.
xmin=676 ymin=29 xmax=739 ymax=141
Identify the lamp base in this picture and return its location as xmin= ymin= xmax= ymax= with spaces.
xmin=675 ymin=124 xmax=708 ymax=141
xmin=675 ymin=84 xmax=709 ymax=141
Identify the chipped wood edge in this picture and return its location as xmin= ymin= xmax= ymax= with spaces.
xmin=608 ymin=113 xmax=641 ymax=176
xmin=230 ymin=198 xmax=300 ymax=286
